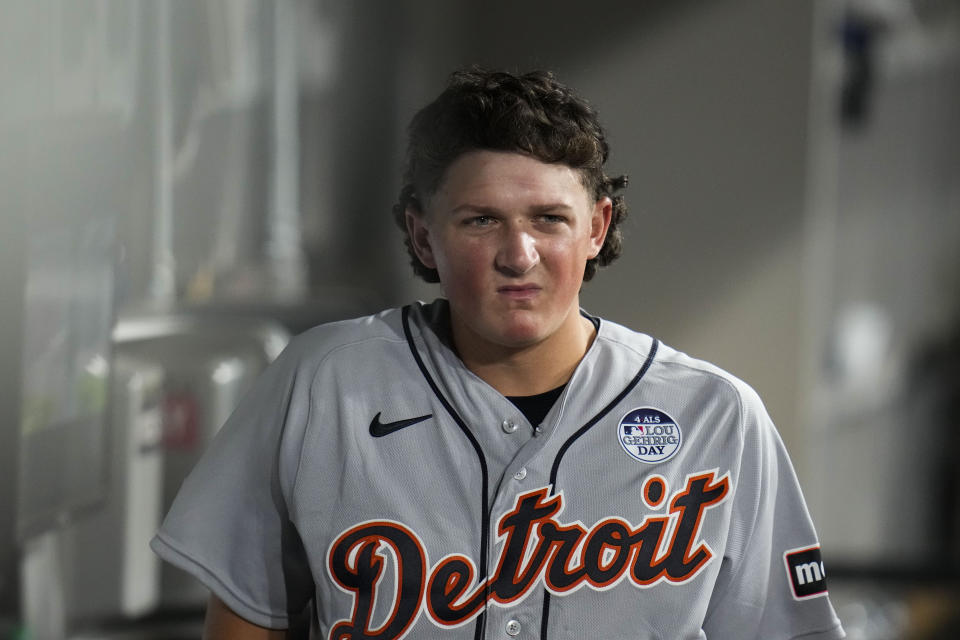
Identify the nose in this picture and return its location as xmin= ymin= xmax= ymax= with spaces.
xmin=496 ymin=226 xmax=539 ymax=275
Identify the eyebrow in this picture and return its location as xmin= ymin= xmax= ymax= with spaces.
xmin=449 ymin=203 xmax=575 ymax=215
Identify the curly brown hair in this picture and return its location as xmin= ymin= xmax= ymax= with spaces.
xmin=393 ymin=68 xmax=628 ymax=283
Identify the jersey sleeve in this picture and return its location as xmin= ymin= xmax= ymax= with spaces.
xmin=702 ymin=386 xmax=845 ymax=640
xmin=150 ymin=340 xmax=315 ymax=629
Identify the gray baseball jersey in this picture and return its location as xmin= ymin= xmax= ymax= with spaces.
xmin=151 ymin=299 xmax=845 ymax=639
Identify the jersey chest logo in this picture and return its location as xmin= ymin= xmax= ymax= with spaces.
xmin=325 ymin=469 xmax=730 ymax=640
xmin=369 ymin=412 xmax=433 ymax=437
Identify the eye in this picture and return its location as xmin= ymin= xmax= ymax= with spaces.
xmin=466 ymin=215 xmax=497 ymax=227
xmin=538 ymin=213 xmax=568 ymax=224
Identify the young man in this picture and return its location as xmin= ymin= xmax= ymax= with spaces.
xmin=153 ymin=69 xmax=846 ymax=639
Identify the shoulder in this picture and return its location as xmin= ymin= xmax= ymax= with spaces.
xmin=597 ymin=316 xmax=770 ymax=424
xmin=276 ymin=306 xmax=410 ymax=370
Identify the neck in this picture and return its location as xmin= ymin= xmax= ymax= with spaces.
xmin=452 ymin=310 xmax=596 ymax=397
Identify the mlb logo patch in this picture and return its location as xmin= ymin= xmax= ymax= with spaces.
xmin=617 ymin=408 xmax=682 ymax=464
xmin=783 ymin=546 xmax=828 ymax=600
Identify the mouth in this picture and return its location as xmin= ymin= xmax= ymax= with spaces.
xmin=497 ymin=284 xmax=542 ymax=300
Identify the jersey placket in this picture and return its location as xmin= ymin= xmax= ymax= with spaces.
xmin=481 ymin=398 xmax=565 ymax=639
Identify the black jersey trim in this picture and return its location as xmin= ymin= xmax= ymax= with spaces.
xmin=540 ymin=337 xmax=660 ymax=640
xmin=402 ymin=305 xmax=490 ymax=640
xmin=579 ymin=308 xmax=601 ymax=333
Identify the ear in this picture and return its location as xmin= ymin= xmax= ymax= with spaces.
xmin=587 ymin=196 xmax=613 ymax=259
xmin=405 ymin=206 xmax=437 ymax=269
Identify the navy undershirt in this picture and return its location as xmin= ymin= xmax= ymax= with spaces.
xmin=506 ymin=384 xmax=566 ymax=427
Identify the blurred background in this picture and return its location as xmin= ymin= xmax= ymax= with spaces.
xmin=1 ymin=0 xmax=958 ymax=638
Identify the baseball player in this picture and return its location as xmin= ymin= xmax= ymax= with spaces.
xmin=152 ymin=69 xmax=846 ymax=639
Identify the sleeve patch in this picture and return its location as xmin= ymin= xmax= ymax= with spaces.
xmin=783 ymin=545 xmax=828 ymax=600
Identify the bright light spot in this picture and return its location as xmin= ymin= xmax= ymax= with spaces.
xmin=85 ymin=354 xmax=110 ymax=377
xmin=211 ymin=358 xmax=244 ymax=385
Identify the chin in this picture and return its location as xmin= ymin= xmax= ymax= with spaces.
xmin=494 ymin=323 xmax=547 ymax=349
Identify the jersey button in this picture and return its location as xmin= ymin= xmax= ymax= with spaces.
xmin=505 ymin=619 xmax=521 ymax=636
xmin=501 ymin=419 xmax=518 ymax=434
xmin=513 ymin=467 xmax=527 ymax=481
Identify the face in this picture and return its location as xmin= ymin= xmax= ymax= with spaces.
xmin=406 ymin=150 xmax=612 ymax=355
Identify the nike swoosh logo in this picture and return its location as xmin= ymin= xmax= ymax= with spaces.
xmin=369 ymin=412 xmax=433 ymax=438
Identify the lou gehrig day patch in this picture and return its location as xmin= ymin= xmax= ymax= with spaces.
xmin=784 ymin=545 xmax=829 ymax=600
xmin=618 ymin=407 xmax=682 ymax=464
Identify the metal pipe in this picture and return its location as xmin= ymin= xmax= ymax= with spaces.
xmin=267 ymin=0 xmax=307 ymax=300
xmin=150 ymin=1 xmax=175 ymax=306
